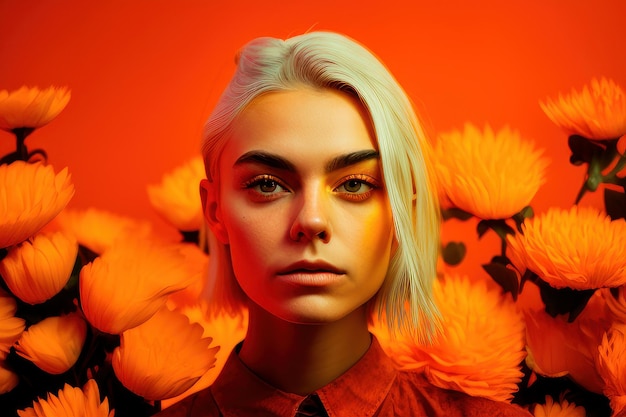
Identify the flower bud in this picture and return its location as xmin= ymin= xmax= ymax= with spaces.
xmin=0 ymin=86 xmax=70 ymax=131
xmin=0 ymin=231 xmax=78 ymax=304
xmin=0 ymin=161 xmax=74 ymax=249
xmin=80 ymin=239 xmax=193 ymax=334
xmin=14 ymin=313 xmax=87 ymax=374
xmin=113 ymin=307 xmax=218 ymax=400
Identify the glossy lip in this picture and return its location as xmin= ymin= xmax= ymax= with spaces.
xmin=276 ymin=260 xmax=346 ymax=287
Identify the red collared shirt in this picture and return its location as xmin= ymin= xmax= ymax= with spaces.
xmin=156 ymin=337 xmax=532 ymax=417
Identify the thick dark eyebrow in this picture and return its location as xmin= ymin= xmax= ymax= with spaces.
xmin=325 ymin=149 xmax=380 ymax=173
xmin=234 ymin=151 xmax=296 ymax=171
xmin=234 ymin=149 xmax=380 ymax=173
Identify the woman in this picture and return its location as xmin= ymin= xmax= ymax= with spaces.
xmin=157 ymin=32 xmax=531 ymax=416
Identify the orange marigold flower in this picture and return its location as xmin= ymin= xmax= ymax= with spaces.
xmin=161 ymin=303 xmax=247 ymax=408
xmin=80 ymin=239 xmax=193 ymax=334
xmin=112 ymin=307 xmax=218 ymax=401
xmin=541 ymin=77 xmax=626 ymax=140
xmin=52 ymin=207 xmax=154 ymax=255
xmin=596 ymin=324 xmax=626 ymax=416
xmin=0 ymin=86 xmax=70 ymax=131
xmin=17 ymin=379 xmax=113 ymax=417
xmin=0 ymin=289 xmax=25 ymax=359
xmin=148 ymin=156 xmax=205 ymax=232
xmin=524 ymin=291 xmax=609 ymax=394
xmin=374 ymin=275 xmax=526 ymax=402
xmin=532 ymin=395 xmax=586 ymax=417
xmin=435 ymin=123 xmax=548 ymax=219
xmin=0 ymin=161 xmax=74 ymax=249
xmin=0 ymin=231 xmax=78 ymax=304
xmin=0 ymin=360 xmax=19 ymax=394
xmin=14 ymin=313 xmax=87 ymax=375
xmin=508 ymin=206 xmax=626 ymax=290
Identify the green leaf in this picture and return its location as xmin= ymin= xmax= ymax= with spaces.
xmin=512 ymin=206 xmax=534 ymax=233
xmin=535 ymin=278 xmax=596 ymax=322
xmin=490 ymin=255 xmax=510 ymax=266
xmin=477 ymin=219 xmax=515 ymax=240
xmin=476 ymin=220 xmax=490 ymax=239
xmin=442 ymin=241 xmax=466 ymax=266
xmin=568 ymin=135 xmax=603 ymax=165
xmin=482 ymin=262 xmax=519 ymax=300
xmin=441 ymin=207 xmax=474 ymax=221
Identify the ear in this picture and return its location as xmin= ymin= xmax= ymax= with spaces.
xmin=200 ymin=178 xmax=229 ymax=244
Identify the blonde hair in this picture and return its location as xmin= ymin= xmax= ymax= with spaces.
xmin=202 ymin=31 xmax=441 ymax=342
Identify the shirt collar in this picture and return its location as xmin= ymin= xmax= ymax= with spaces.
xmin=211 ymin=336 xmax=397 ymax=417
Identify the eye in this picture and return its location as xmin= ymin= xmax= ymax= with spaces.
xmin=341 ymin=179 xmax=367 ymax=193
xmin=257 ymin=178 xmax=280 ymax=193
xmin=334 ymin=175 xmax=379 ymax=201
xmin=243 ymin=175 xmax=289 ymax=200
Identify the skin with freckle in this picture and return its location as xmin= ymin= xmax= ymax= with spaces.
xmin=212 ymin=88 xmax=394 ymax=325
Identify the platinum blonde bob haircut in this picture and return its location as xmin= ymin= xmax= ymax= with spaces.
xmin=202 ymin=31 xmax=441 ymax=342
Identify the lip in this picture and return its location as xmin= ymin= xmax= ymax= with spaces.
xmin=276 ymin=260 xmax=345 ymax=287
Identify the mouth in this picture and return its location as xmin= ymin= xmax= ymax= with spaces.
xmin=277 ymin=260 xmax=345 ymax=275
xmin=276 ymin=260 xmax=346 ymax=286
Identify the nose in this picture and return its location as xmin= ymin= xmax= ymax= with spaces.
xmin=289 ymin=187 xmax=332 ymax=243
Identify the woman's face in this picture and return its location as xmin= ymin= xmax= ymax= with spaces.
xmin=204 ymin=88 xmax=394 ymax=324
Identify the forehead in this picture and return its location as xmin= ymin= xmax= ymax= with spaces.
xmin=222 ymin=88 xmax=377 ymax=162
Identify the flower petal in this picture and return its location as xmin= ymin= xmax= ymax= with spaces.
xmin=14 ymin=313 xmax=87 ymax=374
xmin=148 ymin=156 xmax=205 ymax=232
xmin=17 ymin=379 xmax=113 ymax=417
xmin=540 ymin=78 xmax=626 ymax=140
xmin=508 ymin=206 xmax=626 ymax=290
xmin=373 ymin=275 xmax=526 ymax=402
xmin=0 ymin=231 xmax=78 ymax=304
xmin=80 ymin=239 xmax=194 ymax=334
xmin=0 ymin=86 xmax=70 ymax=131
xmin=113 ymin=307 xmax=218 ymax=400
xmin=435 ymin=123 xmax=548 ymax=219
xmin=596 ymin=323 xmax=626 ymax=416
xmin=0 ymin=360 xmax=19 ymax=394
xmin=0 ymin=289 xmax=25 ymax=358
xmin=52 ymin=207 xmax=154 ymax=255
xmin=531 ymin=395 xmax=586 ymax=417
xmin=0 ymin=162 xmax=74 ymax=249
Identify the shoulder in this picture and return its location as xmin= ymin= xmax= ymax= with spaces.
xmin=384 ymin=370 xmax=532 ymax=417
xmin=152 ymin=388 xmax=220 ymax=417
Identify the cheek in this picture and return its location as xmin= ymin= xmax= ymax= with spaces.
xmin=222 ymin=204 xmax=282 ymax=267
xmin=359 ymin=203 xmax=394 ymax=252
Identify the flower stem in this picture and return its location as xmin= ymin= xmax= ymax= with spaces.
xmin=12 ymin=127 xmax=35 ymax=161
xmin=602 ymin=154 xmax=626 ymax=185
xmin=574 ymin=180 xmax=588 ymax=205
xmin=575 ymin=147 xmax=626 ymax=204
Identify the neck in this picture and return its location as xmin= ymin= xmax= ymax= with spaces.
xmin=238 ymin=304 xmax=372 ymax=395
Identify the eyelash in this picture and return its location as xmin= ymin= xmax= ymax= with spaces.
xmin=242 ymin=174 xmax=380 ymax=202
xmin=242 ymin=175 xmax=289 ymax=200
xmin=333 ymin=174 xmax=379 ymax=202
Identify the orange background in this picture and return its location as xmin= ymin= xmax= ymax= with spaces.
xmin=1 ymin=1 xmax=625 ymax=276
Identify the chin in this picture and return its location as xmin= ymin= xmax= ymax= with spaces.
xmin=269 ymin=298 xmax=367 ymax=326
